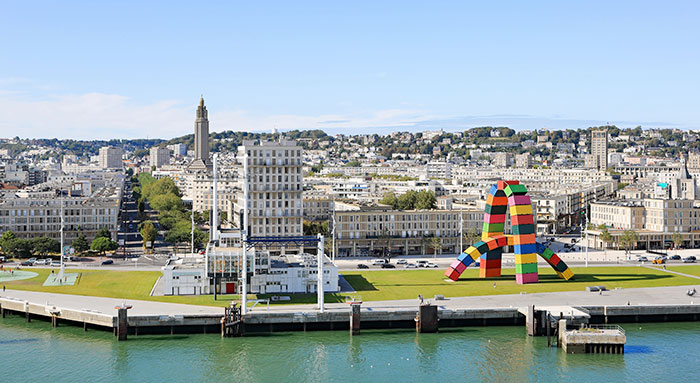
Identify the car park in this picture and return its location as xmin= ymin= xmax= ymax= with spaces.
xmin=357 ymin=264 xmax=369 ymax=269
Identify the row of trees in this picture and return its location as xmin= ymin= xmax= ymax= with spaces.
xmin=380 ymin=190 xmax=437 ymax=210
xmin=0 ymin=228 xmax=117 ymax=258
xmin=134 ymin=173 xmax=207 ymax=251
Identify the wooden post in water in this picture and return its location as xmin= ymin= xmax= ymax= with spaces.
xmin=350 ymin=303 xmax=361 ymax=336
xmin=416 ymin=304 xmax=438 ymax=333
xmin=115 ymin=304 xmax=132 ymax=341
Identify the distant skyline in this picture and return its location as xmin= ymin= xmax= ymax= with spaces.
xmin=1 ymin=1 xmax=699 ymax=140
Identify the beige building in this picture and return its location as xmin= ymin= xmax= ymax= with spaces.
xmin=98 ymin=147 xmax=123 ymax=169
xmin=334 ymin=205 xmax=484 ymax=257
xmin=515 ymin=153 xmax=532 ymax=168
xmin=493 ymin=152 xmax=510 ymax=168
xmin=590 ymin=129 xmax=608 ymax=171
xmin=192 ymin=172 xmax=238 ymax=215
xmin=149 ymin=147 xmax=170 ymax=169
xmin=233 ymin=140 xmax=304 ymax=238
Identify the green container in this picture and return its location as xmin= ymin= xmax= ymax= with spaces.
xmin=504 ymin=184 xmax=528 ymax=197
xmin=515 ymin=262 xmax=538 ymax=274
xmin=541 ymin=248 xmax=554 ymax=260
xmin=482 ymin=222 xmax=504 ymax=233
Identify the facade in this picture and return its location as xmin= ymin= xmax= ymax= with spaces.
xmin=590 ymin=129 xmax=608 ymax=171
xmin=189 ymin=97 xmax=211 ymax=171
xmin=149 ymin=147 xmax=170 ymax=169
xmin=192 ymin=171 xmax=238 ymax=214
xmin=493 ymin=152 xmax=510 ymax=168
xmin=168 ymin=143 xmax=188 ymax=156
xmin=334 ymin=205 xmax=484 ymax=257
xmin=98 ymin=147 xmax=123 ymax=169
xmin=0 ymin=184 xmax=122 ymax=243
xmin=515 ymin=153 xmax=532 ymax=168
xmin=233 ymin=140 xmax=304 ymax=239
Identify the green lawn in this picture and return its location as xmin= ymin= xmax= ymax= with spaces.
xmin=1 ymin=266 xmax=697 ymax=307
xmin=654 ymin=265 xmax=700 ymax=278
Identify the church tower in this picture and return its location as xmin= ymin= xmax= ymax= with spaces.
xmin=189 ymin=97 xmax=211 ymax=171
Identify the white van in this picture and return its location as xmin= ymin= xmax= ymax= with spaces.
xmin=371 ymin=259 xmax=387 ymax=265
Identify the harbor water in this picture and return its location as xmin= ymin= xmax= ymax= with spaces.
xmin=1 ymin=317 xmax=698 ymax=382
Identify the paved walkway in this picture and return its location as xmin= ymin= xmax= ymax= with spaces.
xmin=245 ymin=284 xmax=700 ymax=314
xmin=0 ymin=290 xmax=222 ymax=316
xmin=2 ymin=284 xmax=699 ymax=317
xmin=643 ymin=265 xmax=700 ymax=280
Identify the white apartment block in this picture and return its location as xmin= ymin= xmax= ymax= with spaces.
xmin=149 ymin=147 xmax=170 ymax=169
xmin=98 ymin=147 xmax=123 ymax=169
xmin=234 ymin=140 xmax=304 ymax=239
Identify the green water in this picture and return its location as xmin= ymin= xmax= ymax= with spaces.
xmin=1 ymin=317 xmax=698 ymax=382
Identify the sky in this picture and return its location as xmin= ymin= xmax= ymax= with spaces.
xmin=1 ymin=1 xmax=699 ymax=140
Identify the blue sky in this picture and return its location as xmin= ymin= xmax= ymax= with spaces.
xmin=1 ymin=1 xmax=698 ymax=139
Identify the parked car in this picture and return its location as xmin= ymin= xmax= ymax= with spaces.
xmin=416 ymin=260 xmax=429 ymax=267
xmin=381 ymin=263 xmax=396 ymax=269
xmin=50 ymin=261 xmax=62 ymax=267
xmin=425 ymin=262 xmax=439 ymax=268
xmin=357 ymin=264 xmax=369 ymax=269
xmin=404 ymin=263 xmax=418 ymax=269
xmin=652 ymin=257 xmax=665 ymax=264
xmin=637 ymin=256 xmax=649 ymax=262
xmin=683 ymin=256 xmax=697 ymax=263
xmin=670 ymin=254 xmax=682 ymax=260
xmin=371 ymin=259 xmax=387 ymax=265
xmin=101 ymin=259 xmax=114 ymax=265
xmin=396 ymin=259 xmax=407 ymax=265
xmin=20 ymin=260 xmax=34 ymax=266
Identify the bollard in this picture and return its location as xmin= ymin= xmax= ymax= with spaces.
xmin=116 ymin=308 xmax=128 ymax=341
xmin=558 ymin=319 xmax=567 ymax=348
xmin=0 ymin=303 xmax=4 ymax=318
xmin=416 ymin=304 xmax=438 ymax=333
xmin=350 ymin=303 xmax=361 ymax=336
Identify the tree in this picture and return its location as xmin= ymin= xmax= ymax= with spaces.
xmin=95 ymin=227 xmax=112 ymax=240
xmin=165 ymin=220 xmax=206 ymax=250
xmin=219 ymin=211 xmax=228 ymax=224
xmin=149 ymin=193 xmax=183 ymax=212
xmin=380 ymin=192 xmax=398 ymax=207
xmin=414 ymin=190 xmax=437 ymax=210
xmin=31 ymin=237 xmax=60 ymax=256
xmin=140 ymin=221 xmax=158 ymax=248
xmin=672 ymin=232 xmax=683 ymax=249
xmin=619 ymin=230 xmax=639 ymax=256
xmin=0 ymin=230 xmax=17 ymax=254
xmin=90 ymin=237 xmax=118 ymax=255
xmin=72 ymin=234 xmax=89 ymax=253
xmin=464 ymin=225 xmax=482 ymax=248
xmin=430 ymin=236 xmax=442 ymax=258
xmin=202 ymin=210 xmax=211 ymax=225
xmin=3 ymin=238 xmax=33 ymax=258
xmin=599 ymin=228 xmax=613 ymax=255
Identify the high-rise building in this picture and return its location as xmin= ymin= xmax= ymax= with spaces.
xmin=515 ymin=153 xmax=532 ymax=168
xmin=590 ymin=129 xmax=608 ymax=171
xmin=149 ymin=147 xmax=170 ymax=169
xmin=189 ymin=97 xmax=211 ymax=171
xmin=98 ymin=147 xmax=123 ymax=169
xmin=167 ymin=143 xmax=188 ymax=156
xmin=493 ymin=152 xmax=510 ymax=168
xmin=233 ymin=140 xmax=304 ymax=244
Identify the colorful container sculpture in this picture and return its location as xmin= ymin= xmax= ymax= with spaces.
xmin=445 ymin=180 xmax=574 ymax=284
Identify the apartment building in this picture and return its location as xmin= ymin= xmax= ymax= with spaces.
xmin=149 ymin=147 xmax=170 ymax=169
xmin=98 ymin=147 xmax=123 ymax=169
xmin=233 ymin=140 xmax=304 ymax=239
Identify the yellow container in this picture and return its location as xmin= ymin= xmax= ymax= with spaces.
xmin=509 ymin=204 xmax=533 ymax=216
xmin=514 ymin=253 xmax=538 ymax=264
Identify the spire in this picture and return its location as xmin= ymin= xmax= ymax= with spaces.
xmin=200 ymin=95 xmax=204 ymax=108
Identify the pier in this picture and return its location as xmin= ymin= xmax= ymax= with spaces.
xmin=1 ymin=285 xmax=699 ymax=339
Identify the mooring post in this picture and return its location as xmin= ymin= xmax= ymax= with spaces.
xmin=0 ymin=303 xmax=4 ymax=318
xmin=416 ymin=304 xmax=438 ymax=333
xmin=558 ymin=319 xmax=567 ymax=348
xmin=350 ymin=303 xmax=361 ymax=336
xmin=546 ymin=313 xmax=551 ymax=347
xmin=25 ymin=302 xmax=30 ymax=323
xmin=115 ymin=304 xmax=132 ymax=341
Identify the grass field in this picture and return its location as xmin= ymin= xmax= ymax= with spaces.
xmin=654 ymin=265 xmax=700 ymax=278
xmin=1 ymin=265 xmax=698 ymax=307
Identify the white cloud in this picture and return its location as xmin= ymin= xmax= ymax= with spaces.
xmin=0 ymin=90 xmax=434 ymax=139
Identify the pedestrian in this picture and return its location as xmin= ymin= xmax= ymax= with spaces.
xmin=599 ymin=290 xmax=602 ymax=295
xmin=663 ymin=265 xmax=666 ymax=270
xmin=418 ymin=294 xmax=424 ymax=305
xmin=493 ymin=282 xmax=497 ymax=289
xmin=2 ymin=285 xmax=5 ymax=292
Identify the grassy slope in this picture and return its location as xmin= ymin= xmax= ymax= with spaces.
xmin=1 ymin=266 xmax=697 ymax=307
